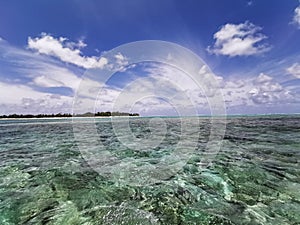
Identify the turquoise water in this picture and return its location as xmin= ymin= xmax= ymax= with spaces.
xmin=0 ymin=116 xmax=299 ymax=224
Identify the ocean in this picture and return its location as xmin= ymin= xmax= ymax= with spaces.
xmin=0 ymin=115 xmax=299 ymax=224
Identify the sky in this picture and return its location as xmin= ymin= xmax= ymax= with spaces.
xmin=0 ymin=0 xmax=300 ymax=115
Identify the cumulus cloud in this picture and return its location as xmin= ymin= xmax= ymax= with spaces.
xmin=1 ymin=34 xmax=299 ymax=115
xmin=104 ymin=62 xmax=227 ymax=116
xmin=0 ymin=37 xmax=133 ymax=115
xmin=28 ymin=33 xmax=108 ymax=69
xmin=286 ymin=63 xmax=300 ymax=78
xmin=117 ymin=63 xmax=298 ymax=114
xmin=208 ymin=21 xmax=270 ymax=56
xmin=293 ymin=5 xmax=300 ymax=28
xmin=247 ymin=73 xmax=294 ymax=104
xmin=0 ymin=37 xmax=82 ymax=114
xmin=1 ymin=38 xmax=82 ymax=90
xmin=215 ymin=72 xmax=299 ymax=109
xmin=0 ymin=81 xmax=73 ymax=114
xmin=106 ymin=52 xmax=130 ymax=72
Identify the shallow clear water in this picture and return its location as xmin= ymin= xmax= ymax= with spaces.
xmin=0 ymin=116 xmax=299 ymax=225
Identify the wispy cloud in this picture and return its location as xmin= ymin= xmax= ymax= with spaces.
xmin=0 ymin=37 xmax=80 ymax=114
xmin=292 ymin=5 xmax=300 ymax=28
xmin=287 ymin=63 xmax=300 ymax=78
xmin=247 ymin=1 xmax=253 ymax=7
xmin=207 ymin=21 xmax=270 ymax=57
xmin=0 ymin=36 xmax=131 ymax=115
xmin=0 ymin=81 xmax=73 ymax=114
xmin=0 ymin=34 xmax=299 ymax=115
xmin=110 ymin=62 xmax=299 ymax=115
xmin=1 ymin=38 xmax=82 ymax=90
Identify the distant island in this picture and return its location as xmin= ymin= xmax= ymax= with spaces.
xmin=0 ymin=112 xmax=139 ymax=119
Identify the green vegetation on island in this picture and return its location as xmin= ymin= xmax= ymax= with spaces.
xmin=0 ymin=112 xmax=139 ymax=119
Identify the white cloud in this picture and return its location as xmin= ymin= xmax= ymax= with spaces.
xmin=247 ymin=74 xmax=293 ymax=105
xmin=293 ymin=5 xmax=300 ymax=28
xmin=32 ymin=72 xmax=81 ymax=89
xmin=0 ymin=37 xmax=82 ymax=114
xmin=0 ymin=82 xmax=44 ymax=104
xmin=213 ymin=72 xmax=299 ymax=109
xmin=108 ymin=52 xmax=130 ymax=72
xmin=0 ymin=37 xmax=134 ymax=115
xmin=287 ymin=63 xmax=300 ymax=78
xmin=111 ymin=63 xmax=298 ymax=115
xmin=29 ymin=65 xmax=82 ymax=90
xmin=1 ymin=35 xmax=299 ymax=116
xmin=28 ymin=33 xmax=108 ymax=69
xmin=247 ymin=1 xmax=253 ymax=6
xmin=0 ymin=39 xmax=82 ymax=90
xmin=208 ymin=22 xmax=270 ymax=57
xmin=108 ymin=63 xmax=226 ymax=116
xmin=0 ymin=81 xmax=73 ymax=114
xmin=255 ymin=73 xmax=273 ymax=83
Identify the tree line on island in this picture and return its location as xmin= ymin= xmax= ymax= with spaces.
xmin=0 ymin=111 xmax=139 ymax=119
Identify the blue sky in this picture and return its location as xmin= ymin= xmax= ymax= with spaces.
xmin=0 ymin=0 xmax=300 ymax=115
